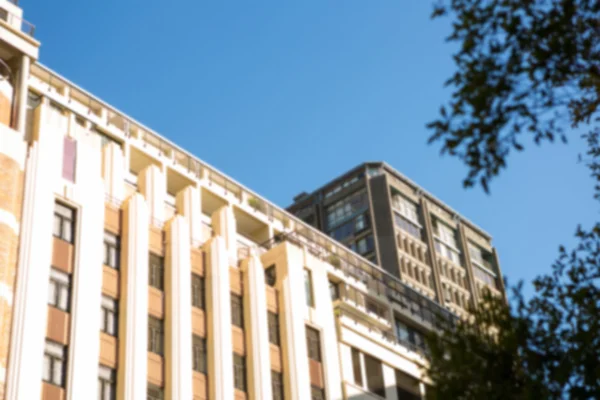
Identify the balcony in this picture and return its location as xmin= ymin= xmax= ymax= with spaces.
xmin=0 ymin=7 xmax=35 ymax=37
xmin=335 ymin=284 xmax=391 ymax=329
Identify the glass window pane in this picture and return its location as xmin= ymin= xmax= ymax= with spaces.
xmin=48 ymin=281 xmax=56 ymax=306
xmin=42 ymin=354 xmax=51 ymax=381
xmin=53 ymin=215 xmax=61 ymax=237
xmin=62 ymin=220 xmax=72 ymax=242
xmin=52 ymin=359 xmax=63 ymax=386
xmin=58 ymin=286 xmax=69 ymax=311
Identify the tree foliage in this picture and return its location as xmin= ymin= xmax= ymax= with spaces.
xmin=428 ymin=0 xmax=600 ymax=191
xmin=425 ymin=1 xmax=600 ymax=398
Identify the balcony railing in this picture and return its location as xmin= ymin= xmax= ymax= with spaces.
xmin=0 ymin=8 xmax=35 ymax=37
xmin=261 ymin=230 xmax=456 ymax=329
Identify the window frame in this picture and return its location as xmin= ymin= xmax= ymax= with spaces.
xmin=148 ymin=316 xmax=164 ymax=355
xmin=306 ymin=326 xmax=322 ymax=362
xmin=100 ymin=295 xmax=118 ymax=336
xmin=191 ymin=273 xmax=205 ymax=310
xmin=148 ymin=252 xmax=164 ymax=290
xmin=103 ymin=231 xmax=120 ymax=269
xmin=98 ymin=365 xmax=116 ymax=400
xmin=192 ymin=335 xmax=207 ymax=374
xmin=53 ymin=202 xmax=75 ymax=243
xmin=271 ymin=370 xmax=284 ymax=400
xmin=231 ymin=293 xmax=244 ymax=328
xmin=304 ymin=269 xmax=314 ymax=308
xmin=233 ymin=353 xmax=247 ymax=392
xmin=43 ymin=340 xmax=67 ymax=388
xmin=48 ymin=268 xmax=71 ymax=312
xmin=267 ymin=312 xmax=280 ymax=346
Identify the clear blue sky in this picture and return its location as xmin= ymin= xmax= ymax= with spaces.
xmin=24 ymin=0 xmax=596 ymax=297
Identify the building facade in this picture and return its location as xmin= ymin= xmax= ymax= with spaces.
xmin=287 ymin=163 xmax=506 ymax=319
xmin=0 ymin=2 xmax=503 ymax=400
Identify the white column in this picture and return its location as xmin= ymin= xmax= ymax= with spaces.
xmin=164 ymin=216 xmax=193 ymax=400
xmin=279 ymin=244 xmax=310 ymax=400
xmin=211 ymin=205 xmax=236 ymax=265
xmin=66 ymin=138 xmax=106 ymax=399
xmin=138 ymin=164 xmax=165 ymax=224
xmin=102 ymin=142 xmax=125 ymax=202
xmin=16 ymin=55 xmax=30 ymax=135
xmin=6 ymin=104 xmax=62 ymax=400
xmin=175 ymin=185 xmax=202 ymax=244
xmin=118 ymin=193 xmax=149 ymax=400
xmin=383 ymin=365 xmax=399 ymax=400
xmin=241 ymin=251 xmax=272 ymax=400
xmin=311 ymin=260 xmax=343 ymax=400
xmin=205 ymin=236 xmax=233 ymax=400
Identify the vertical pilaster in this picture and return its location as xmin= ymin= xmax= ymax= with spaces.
xmin=383 ymin=365 xmax=399 ymax=400
xmin=118 ymin=193 xmax=149 ymax=400
xmin=175 ymin=185 xmax=202 ymax=244
xmin=278 ymin=244 xmax=310 ymax=400
xmin=102 ymin=142 xmax=125 ymax=202
xmin=457 ymin=223 xmax=479 ymax=308
xmin=6 ymin=106 xmax=63 ymax=400
xmin=164 ymin=216 xmax=193 ymax=400
xmin=241 ymin=251 xmax=272 ymax=400
xmin=311 ymin=260 xmax=343 ymax=400
xmin=138 ymin=164 xmax=165 ymax=224
xmin=15 ymin=55 xmax=30 ymax=135
xmin=205 ymin=236 xmax=234 ymax=399
xmin=420 ymin=199 xmax=443 ymax=303
xmin=66 ymin=138 xmax=105 ymax=399
xmin=211 ymin=205 xmax=236 ymax=265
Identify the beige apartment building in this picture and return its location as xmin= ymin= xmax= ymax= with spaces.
xmin=0 ymin=1 xmax=504 ymax=400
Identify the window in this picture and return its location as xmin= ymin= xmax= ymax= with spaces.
xmin=268 ymin=312 xmax=280 ymax=345
xmin=364 ymin=354 xmax=385 ymax=397
xmin=48 ymin=268 xmax=70 ymax=312
xmin=434 ymin=220 xmax=461 ymax=265
xmin=395 ymin=319 xmax=427 ymax=353
xmin=191 ymin=274 xmax=205 ymax=309
xmin=62 ymin=136 xmax=77 ymax=182
xmin=392 ymin=194 xmax=420 ymax=224
xmin=231 ymin=294 xmax=244 ymax=328
xmin=103 ymin=232 xmax=119 ymax=269
xmin=311 ymin=386 xmax=326 ymax=400
xmin=192 ymin=335 xmax=207 ymax=374
xmin=328 ymin=280 xmax=339 ymax=301
xmin=394 ymin=212 xmax=422 ymax=240
xmin=149 ymin=253 xmax=164 ymax=290
xmin=351 ymin=235 xmax=374 ymax=256
xmin=43 ymin=340 xmax=66 ymax=387
xmin=352 ymin=348 xmax=363 ymax=386
xmin=324 ymin=174 xmax=363 ymax=199
xmin=304 ymin=269 xmax=314 ymax=308
xmin=148 ymin=316 xmax=163 ymax=355
xmin=147 ymin=383 xmax=163 ymax=400
xmin=328 ymin=213 xmax=370 ymax=242
xmin=53 ymin=202 xmax=75 ymax=243
xmin=473 ymin=264 xmax=497 ymax=288
xmin=306 ymin=326 xmax=321 ymax=362
xmin=271 ymin=371 xmax=284 ymax=400
xmin=396 ymin=370 xmax=422 ymax=400
xmin=325 ymin=189 xmax=369 ymax=229
xmin=233 ymin=354 xmax=246 ymax=392
xmin=100 ymin=296 xmax=118 ymax=336
xmin=98 ymin=365 xmax=115 ymax=400
xmin=265 ymin=265 xmax=276 ymax=287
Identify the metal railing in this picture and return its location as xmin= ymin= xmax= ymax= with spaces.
xmin=0 ymin=8 xmax=35 ymax=37
xmin=6 ymin=1 xmax=19 ymax=6
xmin=261 ymin=230 xmax=456 ymax=329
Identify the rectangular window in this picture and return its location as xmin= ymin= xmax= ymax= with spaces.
xmin=100 ymin=295 xmax=118 ymax=336
xmin=62 ymin=136 xmax=77 ymax=182
xmin=233 ymin=354 xmax=247 ymax=392
xmin=268 ymin=312 xmax=280 ymax=346
xmin=149 ymin=253 xmax=164 ymax=290
xmin=265 ymin=265 xmax=276 ymax=287
xmin=53 ymin=202 xmax=75 ymax=243
xmin=395 ymin=319 xmax=426 ymax=353
xmin=352 ymin=348 xmax=363 ymax=386
xmin=98 ymin=365 xmax=116 ymax=400
xmin=48 ymin=268 xmax=70 ymax=312
xmin=147 ymin=383 xmax=163 ymax=400
xmin=231 ymin=294 xmax=244 ymax=328
xmin=311 ymin=386 xmax=326 ymax=400
xmin=306 ymin=326 xmax=321 ymax=362
xmin=364 ymin=354 xmax=385 ymax=397
xmin=329 ymin=280 xmax=339 ymax=301
xmin=192 ymin=335 xmax=207 ymax=374
xmin=148 ymin=316 xmax=164 ymax=355
xmin=103 ymin=232 xmax=120 ymax=269
xmin=394 ymin=212 xmax=422 ymax=240
xmin=304 ymin=269 xmax=314 ymax=308
xmin=396 ymin=370 xmax=422 ymax=400
xmin=43 ymin=340 xmax=66 ymax=387
xmin=191 ymin=274 xmax=205 ymax=309
xmin=271 ymin=371 xmax=284 ymax=400
xmin=325 ymin=188 xmax=369 ymax=229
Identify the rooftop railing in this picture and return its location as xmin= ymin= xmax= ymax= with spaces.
xmin=31 ymin=63 xmax=459 ymax=331
xmin=0 ymin=8 xmax=35 ymax=37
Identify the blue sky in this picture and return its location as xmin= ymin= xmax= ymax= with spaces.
xmin=25 ymin=0 xmax=596 ymax=297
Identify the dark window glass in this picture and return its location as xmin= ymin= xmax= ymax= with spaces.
xmin=271 ymin=371 xmax=284 ymax=400
xmin=395 ymin=369 xmax=422 ymax=400
xmin=329 ymin=280 xmax=339 ymax=301
xmin=311 ymin=386 xmax=326 ymax=400
xmin=191 ymin=274 xmax=205 ymax=309
xmin=192 ymin=335 xmax=207 ymax=374
xmin=103 ymin=232 xmax=120 ymax=269
xmin=306 ymin=326 xmax=321 ymax=362
xmin=233 ymin=354 xmax=246 ymax=391
xmin=147 ymin=383 xmax=164 ymax=400
xmin=231 ymin=294 xmax=244 ymax=328
xmin=364 ymin=354 xmax=385 ymax=397
xmin=53 ymin=202 xmax=75 ymax=243
xmin=149 ymin=253 xmax=164 ymax=290
xmin=268 ymin=312 xmax=280 ymax=346
xmin=100 ymin=295 xmax=118 ymax=336
xmin=48 ymin=268 xmax=71 ymax=312
xmin=265 ymin=265 xmax=277 ymax=287
xmin=148 ymin=316 xmax=163 ymax=355
xmin=352 ymin=348 xmax=363 ymax=386
xmin=98 ymin=365 xmax=116 ymax=400
xmin=43 ymin=340 xmax=67 ymax=387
